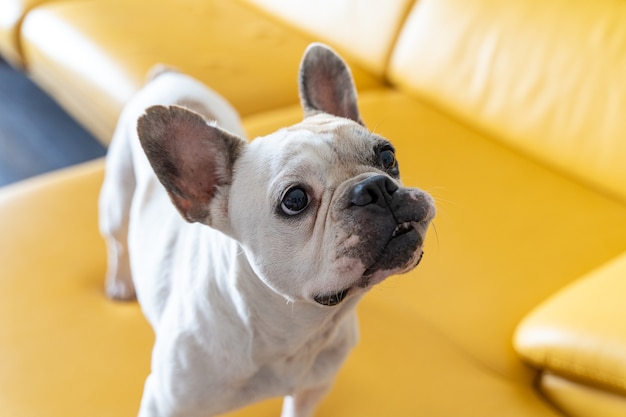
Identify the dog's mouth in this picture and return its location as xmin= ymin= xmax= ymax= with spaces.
xmin=364 ymin=220 xmax=423 ymax=274
xmin=391 ymin=221 xmax=414 ymax=238
xmin=314 ymin=221 xmax=426 ymax=307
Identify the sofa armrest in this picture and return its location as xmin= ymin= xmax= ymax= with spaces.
xmin=514 ymin=252 xmax=626 ymax=395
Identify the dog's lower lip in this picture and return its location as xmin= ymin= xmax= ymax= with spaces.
xmin=416 ymin=250 xmax=424 ymax=266
xmin=314 ymin=288 xmax=350 ymax=306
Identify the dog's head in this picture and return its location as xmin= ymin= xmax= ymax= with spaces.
xmin=138 ymin=43 xmax=435 ymax=307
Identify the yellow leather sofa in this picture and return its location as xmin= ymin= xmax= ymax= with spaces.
xmin=1 ymin=0 xmax=626 ymax=415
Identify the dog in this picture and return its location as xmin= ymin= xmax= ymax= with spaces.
xmin=99 ymin=43 xmax=435 ymax=417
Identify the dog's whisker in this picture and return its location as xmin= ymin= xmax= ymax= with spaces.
xmin=431 ymin=222 xmax=441 ymax=252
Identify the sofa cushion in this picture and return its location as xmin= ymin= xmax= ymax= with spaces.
xmin=19 ymin=0 xmax=383 ymax=143
xmin=241 ymin=0 xmax=416 ymax=77
xmin=515 ymin=252 xmax=626 ymax=398
xmin=388 ymin=0 xmax=626 ymax=203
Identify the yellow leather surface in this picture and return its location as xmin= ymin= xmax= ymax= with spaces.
xmin=541 ymin=373 xmax=626 ymax=417
xmin=241 ymin=0 xmax=416 ymax=77
xmin=3 ymin=88 xmax=626 ymax=415
xmin=389 ymin=0 xmax=626 ymax=204
xmin=514 ymin=252 xmax=626 ymax=396
xmin=20 ymin=0 xmax=383 ymax=143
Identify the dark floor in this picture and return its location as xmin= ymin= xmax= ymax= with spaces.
xmin=0 ymin=58 xmax=107 ymax=187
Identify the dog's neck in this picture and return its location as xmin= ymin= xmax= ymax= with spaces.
xmin=222 ymin=242 xmax=360 ymax=360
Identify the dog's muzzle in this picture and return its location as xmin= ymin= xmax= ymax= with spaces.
xmin=313 ymin=175 xmax=434 ymax=307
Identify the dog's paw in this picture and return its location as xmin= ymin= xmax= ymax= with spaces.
xmin=105 ymin=276 xmax=136 ymax=301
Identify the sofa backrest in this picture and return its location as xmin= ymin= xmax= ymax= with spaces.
xmin=388 ymin=0 xmax=626 ymax=203
xmin=241 ymin=0 xmax=417 ymax=78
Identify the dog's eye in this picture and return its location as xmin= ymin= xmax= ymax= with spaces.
xmin=281 ymin=187 xmax=309 ymax=215
xmin=379 ymin=148 xmax=398 ymax=173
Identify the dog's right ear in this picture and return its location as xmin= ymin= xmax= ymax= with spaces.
xmin=137 ymin=105 xmax=246 ymax=229
xmin=298 ymin=43 xmax=363 ymax=125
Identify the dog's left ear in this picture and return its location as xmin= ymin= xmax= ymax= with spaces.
xmin=137 ymin=105 xmax=246 ymax=228
xmin=298 ymin=43 xmax=364 ymax=125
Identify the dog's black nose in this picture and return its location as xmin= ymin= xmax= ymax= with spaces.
xmin=350 ymin=175 xmax=398 ymax=208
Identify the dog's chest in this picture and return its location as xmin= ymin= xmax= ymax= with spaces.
xmin=234 ymin=311 xmax=359 ymax=402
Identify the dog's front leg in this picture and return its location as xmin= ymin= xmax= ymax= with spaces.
xmin=99 ymin=116 xmax=137 ymax=301
xmin=281 ymin=384 xmax=332 ymax=417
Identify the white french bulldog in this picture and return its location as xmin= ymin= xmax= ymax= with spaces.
xmin=99 ymin=43 xmax=435 ymax=417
